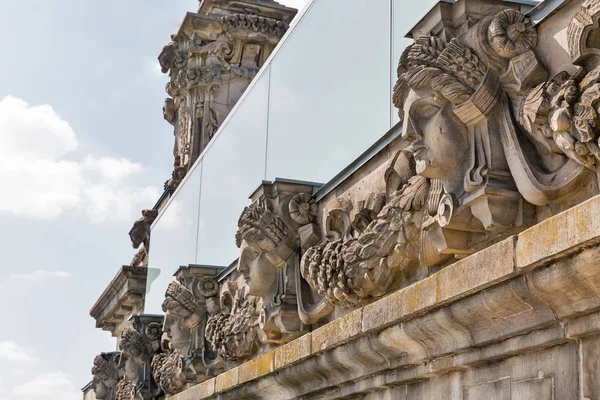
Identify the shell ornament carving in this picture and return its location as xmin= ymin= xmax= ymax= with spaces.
xmin=289 ymin=193 xmax=317 ymax=225
xmin=488 ymin=9 xmax=537 ymax=59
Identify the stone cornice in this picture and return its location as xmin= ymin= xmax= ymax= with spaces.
xmin=198 ymin=0 xmax=297 ymax=24
xmin=169 ymin=194 xmax=600 ymax=399
xmin=90 ymin=265 xmax=147 ymax=336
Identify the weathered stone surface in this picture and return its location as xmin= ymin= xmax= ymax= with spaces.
xmin=311 ymin=309 xmax=362 ymax=353
xmin=567 ymin=310 xmax=600 ymax=338
xmin=582 ymin=336 xmax=600 ymax=400
xmin=516 ymin=195 xmax=600 ymax=269
xmin=238 ymin=351 xmax=274 ymax=384
xmin=169 ymin=378 xmax=215 ymax=400
xmin=438 ymin=237 xmax=516 ymax=302
xmin=95 ymin=1 xmax=600 ymax=399
xmin=362 ymin=275 xmax=437 ymax=333
xmin=526 ymin=244 xmax=600 ymax=318
xmin=274 ymin=333 xmax=312 ymax=370
xmin=215 ymin=366 xmax=239 ymax=393
xmin=362 ymin=237 xmax=515 ymax=333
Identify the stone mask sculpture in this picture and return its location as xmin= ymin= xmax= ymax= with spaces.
xmin=92 ymin=352 xmax=122 ymax=400
xmin=152 ymin=271 xmax=222 ymax=396
xmin=300 ymin=6 xmax=600 ymax=311
xmin=235 ymin=204 xmax=294 ymax=297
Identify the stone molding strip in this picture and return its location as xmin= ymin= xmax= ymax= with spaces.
xmin=168 ymin=194 xmax=600 ymax=400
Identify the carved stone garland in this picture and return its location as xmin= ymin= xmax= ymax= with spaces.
xmin=300 ymin=7 xmax=600 ymax=311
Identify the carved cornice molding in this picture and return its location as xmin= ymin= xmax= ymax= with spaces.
xmin=221 ymin=13 xmax=289 ymax=40
xmin=90 ymin=266 xmax=147 ymax=337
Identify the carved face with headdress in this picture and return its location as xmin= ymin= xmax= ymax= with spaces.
xmin=394 ymin=36 xmax=494 ymax=193
xmin=394 ymin=10 xmax=591 ymax=206
xmin=235 ymin=204 xmax=293 ymax=297
xmin=162 ymin=281 xmax=200 ymax=350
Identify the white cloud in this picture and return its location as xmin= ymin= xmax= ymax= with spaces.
xmin=0 ymin=95 xmax=160 ymax=223
xmin=11 ymin=368 xmax=25 ymax=376
xmin=0 ymin=341 xmax=36 ymax=362
xmin=9 ymin=270 xmax=71 ymax=282
xmin=12 ymin=372 xmax=80 ymax=400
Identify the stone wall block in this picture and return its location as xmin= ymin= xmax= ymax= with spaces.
xmin=516 ymin=195 xmax=600 ymax=270
xmin=526 ymin=245 xmax=600 ymax=318
xmin=311 ymin=308 xmax=362 ymax=353
xmin=437 ymin=236 xmax=516 ymax=303
xmin=169 ymin=378 xmax=215 ymax=400
xmin=238 ymin=350 xmax=275 ymax=385
xmin=455 ymin=324 xmax=568 ymax=367
xmin=567 ymin=311 xmax=600 ymax=338
xmin=215 ymin=366 xmax=239 ymax=393
xmin=362 ymin=275 xmax=438 ymax=333
xmin=271 ymin=358 xmax=328 ymax=398
xmin=581 ymin=336 xmax=600 ymax=400
xmin=448 ymin=276 xmax=557 ymax=346
xmin=274 ymin=332 xmax=312 ymax=370
xmin=370 ymin=323 xmax=429 ymax=364
xmin=403 ymin=308 xmax=473 ymax=358
xmin=313 ymin=335 xmax=387 ymax=387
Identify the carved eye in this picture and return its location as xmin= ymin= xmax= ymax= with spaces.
xmin=417 ymin=105 xmax=441 ymax=119
xmin=245 ymin=249 xmax=260 ymax=261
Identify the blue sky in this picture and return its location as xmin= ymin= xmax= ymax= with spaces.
xmin=0 ymin=1 xmax=308 ymax=398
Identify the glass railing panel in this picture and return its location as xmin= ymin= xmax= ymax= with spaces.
xmin=144 ymin=161 xmax=202 ymax=314
xmin=195 ymin=66 xmax=271 ymax=266
xmin=265 ymin=0 xmax=393 ymax=183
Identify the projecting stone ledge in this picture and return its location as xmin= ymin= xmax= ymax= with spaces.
xmin=169 ymin=194 xmax=600 ymax=400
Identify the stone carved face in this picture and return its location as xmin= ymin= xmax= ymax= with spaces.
xmin=164 ymin=316 xmax=190 ymax=351
xmin=401 ymin=88 xmax=469 ymax=182
xmin=94 ymin=381 xmax=109 ymax=399
xmin=237 ymin=238 xmax=277 ymax=297
xmin=124 ymin=356 xmax=140 ymax=381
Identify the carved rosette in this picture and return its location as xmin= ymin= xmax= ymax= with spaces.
xmin=289 ymin=193 xmax=318 ymax=225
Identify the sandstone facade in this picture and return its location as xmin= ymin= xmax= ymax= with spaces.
xmin=86 ymin=0 xmax=600 ymax=399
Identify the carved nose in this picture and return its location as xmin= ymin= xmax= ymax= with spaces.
xmin=237 ymin=258 xmax=249 ymax=274
xmin=401 ymin=115 xmax=422 ymax=142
